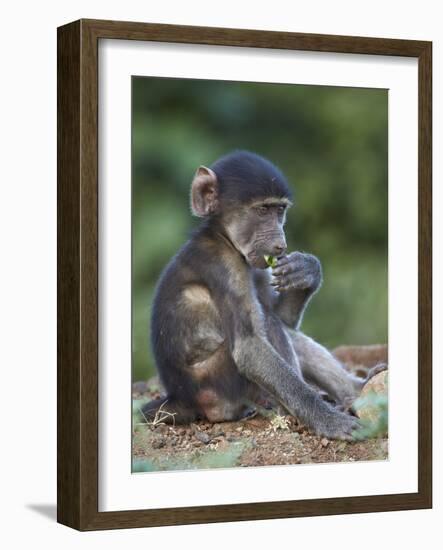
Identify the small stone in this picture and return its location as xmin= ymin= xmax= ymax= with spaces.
xmin=321 ymin=438 xmax=329 ymax=447
xmin=152 ymin=436 xmax=165 ymax=449
xmin=194 ymin=430 xmax=211 ymax=444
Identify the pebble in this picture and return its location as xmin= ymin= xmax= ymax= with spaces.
xmin=321 ymin=438 xmax=329 ymax=447
xmin=194 ymin=430 xmax=211 ymax=444
xmin=152 ymin=436 xmax=166 ymax=449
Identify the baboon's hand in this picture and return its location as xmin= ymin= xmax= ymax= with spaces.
xmin=311 ymin=407 xmax=361 ymax=441
xmin=271 ymin=252 xmax=322 ymax=293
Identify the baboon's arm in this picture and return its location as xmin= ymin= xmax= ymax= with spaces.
xmin=216 ymin=287 xmax=359 ymax=440
xmin=271 ymin=252 xmax=323 ymax=329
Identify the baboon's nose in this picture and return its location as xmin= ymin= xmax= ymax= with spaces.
xmin=272 ymin=242 xmax=286 ymax=256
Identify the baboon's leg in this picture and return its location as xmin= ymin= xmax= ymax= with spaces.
xmin=287 ymin=330 xmax=363 ymax=408
xmin=188 ymin=343 xmax=253 ymax=423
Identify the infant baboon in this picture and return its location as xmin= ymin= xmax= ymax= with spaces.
xmin=143 ymin=151 xmax=385 ymax=439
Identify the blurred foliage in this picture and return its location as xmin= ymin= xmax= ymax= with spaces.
xmin=132 ymin=440 xmax=246 ymax=472
xmin=132 ymin=77 xmax=388 ymax=381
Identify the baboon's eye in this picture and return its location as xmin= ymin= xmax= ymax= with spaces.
xmin=257 ymin=205 xmax=269 ymax=216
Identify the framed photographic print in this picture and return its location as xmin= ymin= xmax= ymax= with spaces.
xmin=57 ymin=19 xmax=432 ymax=530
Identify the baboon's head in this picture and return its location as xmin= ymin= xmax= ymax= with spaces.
xmin=190 ymin=150 xmax=292 ymax=268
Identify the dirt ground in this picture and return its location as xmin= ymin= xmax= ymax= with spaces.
xmin=132 ymin=344 xmax=388 ymax=472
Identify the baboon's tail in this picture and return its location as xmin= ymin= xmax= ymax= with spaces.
xmin=140 ymin=396 xmax=198 ymax=425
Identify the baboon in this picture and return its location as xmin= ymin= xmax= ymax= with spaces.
xmin=142 ymin=150 xmax=385 ymax=439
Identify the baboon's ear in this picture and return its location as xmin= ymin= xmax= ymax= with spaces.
xmin=190 ymin=166 xmax=219 ymax=217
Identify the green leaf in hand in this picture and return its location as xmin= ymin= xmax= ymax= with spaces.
xmin=264 ymin=255 xmax=278 ymax=268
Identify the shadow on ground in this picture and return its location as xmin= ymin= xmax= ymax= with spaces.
xmin=26 ymin=504 xmax=57 ymax=522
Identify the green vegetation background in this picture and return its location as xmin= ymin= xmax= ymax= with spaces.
xmin=132 ymin=78 xmax=388 ymax=382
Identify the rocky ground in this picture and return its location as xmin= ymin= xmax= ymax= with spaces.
xmin=132 ymin=344 xmax=388 ymax=472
